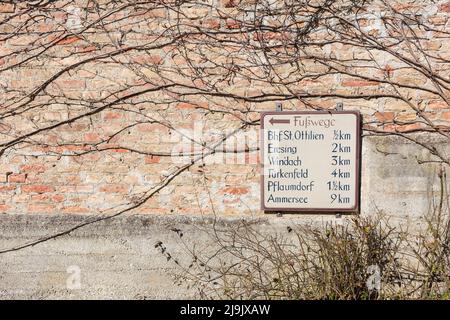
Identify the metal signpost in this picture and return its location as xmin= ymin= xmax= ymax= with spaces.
xmin=260 ymin=110 xmax=361 ymax=213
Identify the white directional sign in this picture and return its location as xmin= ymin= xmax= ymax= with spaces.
xmin=260 ymin=111 xmax=361 ymax=212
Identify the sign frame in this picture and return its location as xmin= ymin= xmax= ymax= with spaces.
xmin=260 ymin=110 xmax=362 ymax=213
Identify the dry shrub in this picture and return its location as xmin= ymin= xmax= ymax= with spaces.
xmin=157 ymin=168 xmax=450 ymax=300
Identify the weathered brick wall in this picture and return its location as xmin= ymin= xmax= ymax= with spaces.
xmin=0 ymin=0 xmax=449 ymax=218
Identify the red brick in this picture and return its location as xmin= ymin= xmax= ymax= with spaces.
xmin=226 ymin=19 xmax=241 ymax=29
xmin=55 ymin=79 xmax=85 ymax=89
xmin=84 ymin=133 xmax=101 ymax=143
xmin=31 ymin=194 xmax=48 ymax=201
xmin=77 ymin=70 xmax=96 ymax=78
xmin=428 ymin=101 xmax=449 ymax=110
xmin=439 ymin=1 xmax=450 ymax=12
xmin=76 ymin=45 xmax=97 ymax=53
xmin=225 ymin=175 xmax=244 ymax=184
xmin=221 ymin=0 xmax=238 ymax=7
xmin=0 ymin=185 xmax=16 ymax=192
xmin=428 ymin=16 xmax=449 ymax=25
xmin=111 ymin=148 xmax=130 ymax=153
xmin=203 ymin=18 xmax=221 ymax=29
xmin=0 ymin=204 xmax=9 ymax=212
xmin=147 ymin=8 xmax=166 ymax=18
xmin=60 ymin=123 xmax=89 ymax=132
xmin=7 ymin=173 xmax=26 ymax=183
xmin=396 ymin=113 xmax=417 ymax=122
xmin=137 ymin=123 xmax=169 ymax=133
xmin=100 ymin=184 xmax=128 ymax=193
xmin=20 ymin=164 xmax=46 ymax=173
xmin=145 ymin=155 xmax=161 ymax=164
xmin=52 ymin=194 xmax=65 ymax=202
xmin=53 ymin=12 xmax=68 ymax=21
xmin=103 ymin=111 xmax=123 ymax=120
xmin=56 ymin=36 xmax=81 ymax=45
xmin=223 ymin=197 xmax=240 ymax=205
xmin=393 ymin=3 xmax=423 ymax=12
xmin=10 ymin=80 xmax=29 ymax=88
xmin=374 ymin=111 xmax=395 ymax=122
xmin=27 ymin=204 xmax=55 ymax=213
xmin=59 ymin=185 xmax=94 ymax=193
xmin=132 ymin=55 xmax=163 ymax=65
xmin=0 ymin=3 xmax=14 ymax=13
xmin=221 ymin=187 xmax=249 ymax=195
xmin=176 ymin=102 xmax=208 ymax=110
xmin=172 ymin=56 xmax=187 ymax=65
xmin=422 ymin=112 xmax=439 ymax=121
xmin=54 ymin=145 xmax=89 ymax=153
xmin=342 ymin=79 xmax=380 ymax=87
xmin=442 ymin=112 xmax=450 ymax=120
xmin=37 ymin=23 xmax=53 ymax=33
xmin=22 ymin=185 xmax=55 ymax=193
xmin=395 ymin=123 xmax=423 ymax=132
xmin=176 ymin=102 xmax=196 ymax=110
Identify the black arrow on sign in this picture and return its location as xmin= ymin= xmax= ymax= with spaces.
xmin=269 ymin=118 xmax=290 ymax=125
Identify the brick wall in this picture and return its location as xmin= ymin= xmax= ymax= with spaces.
xmin=0 ymin=0 xmax=449 ymax=217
